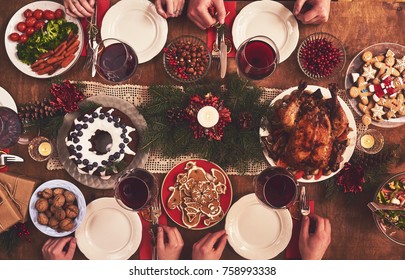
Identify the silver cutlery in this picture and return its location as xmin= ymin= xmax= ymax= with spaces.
xmin=85 ymin=1 xmax=99 ymax=77
xmin=150 ymin=195 xmax=162 ymax=260
xmin=367 ymin=201 xmax=404 ymax=212
xmin=211 ymin=28 xmax=221 ymax=70
xmin=219 ymin=31 xmax=227 ymax=78
xmin=0 ymin=154 xmax=24 ymax=165
xmin=300 ymin=186 xmax=310 ymax=216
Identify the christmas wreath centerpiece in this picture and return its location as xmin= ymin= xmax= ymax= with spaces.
xmin=139 ymin=73 xmax=271 ymax=172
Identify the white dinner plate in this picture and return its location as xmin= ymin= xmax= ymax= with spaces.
xmin=260 ymin=85 xmax=357 ymax=183
xmin=101 ymin=0 xmax=168 ymax=64
xmin=75 ymin=197 xmax=142 ymax=260
xmin=232 ymin=0 xmax=299 ymax=63
xmin=0 ymin=87 xmax=17 ymax=112
xmin=225 ymin=194 xmax=292 ymax=260
xmin=4 ymin=1 xmax=84 ymax=79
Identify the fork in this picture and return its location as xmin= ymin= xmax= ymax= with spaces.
xmin=150 ymin=195 xmax=162 ymax=260
xmin=84 ymin=1 xmax=99 ymax=70
xmin=211 ymin=27 xmax=221 ymax=70
xmin=0 ymin=154 xmax=24 ymax=165
xmin=300 ymin=186 xmax=310 ymax=216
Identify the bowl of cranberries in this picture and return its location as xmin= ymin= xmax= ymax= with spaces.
xmin=297 ymin=32 xmax=346 ymax=80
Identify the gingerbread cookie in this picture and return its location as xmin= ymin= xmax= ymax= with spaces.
xmin=349 ymin=48 xmax=405 ymax=123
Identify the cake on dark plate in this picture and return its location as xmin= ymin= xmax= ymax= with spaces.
xmin=65 ymin=107 xmax=138 ymax=179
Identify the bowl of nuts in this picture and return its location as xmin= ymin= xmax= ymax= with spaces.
xmin=297 ymin=32 xmax=346 ymax=80
xmin=163 ymin=35 xmax=211 ymax=83
xmin=29 ymin=179 xmax=86 ymax=237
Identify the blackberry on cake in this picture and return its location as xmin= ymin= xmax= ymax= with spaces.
xmin=65 ymin=107 xmax=139 ymax=179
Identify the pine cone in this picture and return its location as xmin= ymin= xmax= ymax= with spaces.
xmin=18 ymin=98 xmax=64 ymax=124
xmin=238 ymin=112 xmax=254 ymax=129
xmin=166 ymin=108 xmax=186 ymax=126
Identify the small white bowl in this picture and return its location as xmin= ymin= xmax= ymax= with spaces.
xmin=29 ymin=179 xmax=86 ymax=237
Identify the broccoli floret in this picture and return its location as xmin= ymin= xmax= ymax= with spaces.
xmin=58 ymin=22 xmax=79 ymax=41
xmin=46 ymin=20 xmax=60 ymax=39
xmin=17 ymin=43 xmax=39 ymax=65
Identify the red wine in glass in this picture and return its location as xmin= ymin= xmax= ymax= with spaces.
xmin=236 ymin=36 xmax=279 ymax=80
xmin=254 ymin=167 xmax=297 ymax=208
xmin=117 ymin=177 xmax=150 ymax=210
xmin=96 ymin=39 xmax=138 ymax=83
xmin=0 ymin=107 xmax=22 ymax=149
xmin=115 ymin=168 xmax=156 ymax=211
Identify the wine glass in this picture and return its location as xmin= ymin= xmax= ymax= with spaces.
xmin=0 ymin=106 xmax=23 ymax=149
xmin=95 ymin=38 xmax=138 ymax=83
xmin=236 ymin=35 xmax=280 ymax=80
xmin=254 ymin=166 xmax=299 ymax=213
xmin=114 ymin=168 xmax=158 ymax=212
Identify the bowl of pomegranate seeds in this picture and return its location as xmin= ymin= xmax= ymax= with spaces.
xmin=297 ymin=32 xmax=346 ymax=80
xmin=163 ymin=35 xmax=212 ymax=83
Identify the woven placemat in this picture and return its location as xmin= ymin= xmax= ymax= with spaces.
xmin=47 ymin=81 xmax=366 ymax=175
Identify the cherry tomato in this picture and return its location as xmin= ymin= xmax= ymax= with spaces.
xmin=19 ymin=34 xmax=28 ymax=44
xmin=23 ymin=9 xmax=33 ymax=18
xmin=25 ymin=16 xmax=37 ymax=27
xmin=16 ymin=22 xmax=27 ymax=32
xmin=43 ymin=10 xmax=55 ymax=20
xmin=33 ymin=9 xmax=43 ymax=20
xmin=26 ymin=27 xmax=35 ymax=36
xmin=54 ymin=9 xmax=64 ymax=19
xmin=34 ymin=20 xmax=45 ymax=31
xmin=9 ymin=33 xmax=20 ymax=42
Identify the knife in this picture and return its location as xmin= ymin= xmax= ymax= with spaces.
xmin=219 ymin=31 xmax=227 ymax=79
xmin=91 ymin=1 xmax=98 ymax=77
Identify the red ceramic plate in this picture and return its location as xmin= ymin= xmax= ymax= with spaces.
xmin=161 ymin=159 xmax=233 ymax=230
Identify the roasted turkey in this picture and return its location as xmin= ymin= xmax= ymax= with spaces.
xmin=263 ymin=82 xmax=350 ymax=178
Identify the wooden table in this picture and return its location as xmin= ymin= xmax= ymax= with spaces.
xmin=1 ymin=0 xmax=404 ymax=260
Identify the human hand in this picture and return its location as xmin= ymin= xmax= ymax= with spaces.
xmin=299 ymin=214 xmax=331 ymax=260
xmin=155 ymin=0 xmax=185 ymax=19
xmin=293 ymin=0 xmax=331 ymax=24
xmin=157 ymin=225 xmax=184 ymax=260
xmin=64 ymin=0 xmax=95 ymax=18
xmin=42 ymin=237 xmax=77 ymax=260
xmin=192 ymin=230 xmax=227 ymax=260
xmin=187 ymin=0 xmax=226 ymax=30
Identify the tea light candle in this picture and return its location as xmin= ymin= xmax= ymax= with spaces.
xmin=38 ymin=142 xmax=52 ymax=157
xmin=360 ymin=134 xmax=375 ymax=149
xmin=197 ymin=106 xmax=219 ymax=128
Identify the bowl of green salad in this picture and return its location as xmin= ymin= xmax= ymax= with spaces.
xmin=373 ymin=171 xmax=405 ymax=246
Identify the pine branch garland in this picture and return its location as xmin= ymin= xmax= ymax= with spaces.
xmin=139 ymin=73 xmax=270 ymax=172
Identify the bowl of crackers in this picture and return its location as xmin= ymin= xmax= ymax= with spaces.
xmin=345 ymin=43 xmax=405 ymax=127
xmin=29 ymin=179 xmax=86 ymax=237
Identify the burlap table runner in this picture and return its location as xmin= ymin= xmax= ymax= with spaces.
xmin=47 ymin=81 xmax=366 ymax=175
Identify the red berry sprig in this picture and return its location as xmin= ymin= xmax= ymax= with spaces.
xmin=299 ymin=37 xmax=343 ymax=78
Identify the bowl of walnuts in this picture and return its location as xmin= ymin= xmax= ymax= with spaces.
xmin=163 ymin=35 xmax=211 ymax=83
xmin=29 ymin=179 xmax=86 ymax=237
